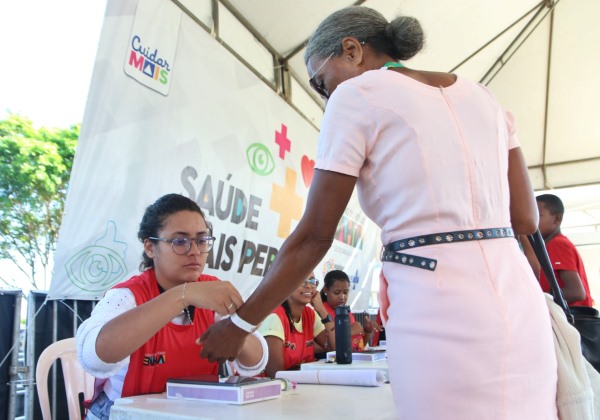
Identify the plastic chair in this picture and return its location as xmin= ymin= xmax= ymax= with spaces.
xmin=36 ymin=337 xmax=94 ymax=420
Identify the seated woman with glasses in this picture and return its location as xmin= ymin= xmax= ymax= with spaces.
xmin=258 ymin=272 xmax=336 ymax=378
xmin=76 ymin=193 xmax=268 ymax=420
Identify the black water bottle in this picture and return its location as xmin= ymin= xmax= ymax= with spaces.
xmin=335 ymin=305 xmax=352 ymax=364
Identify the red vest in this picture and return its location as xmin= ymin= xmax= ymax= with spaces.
xmin=324 ymin=302 xmax=364 ymax=352
xmin=274 ymin=306 xmax=316 ymax=370
xmin=113 ymin=269 xmax=219 ymax=397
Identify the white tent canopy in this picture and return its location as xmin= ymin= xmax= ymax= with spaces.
xmin=177 ymin=0 xmax=600 ymax=241
xmin=48 ymin=0 xmax=600 ymax=301
xmin=200 ymin=0 xmax=600 ymax=189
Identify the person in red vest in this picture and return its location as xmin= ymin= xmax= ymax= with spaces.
xmin=535 ymin=193 xmax=594 ymax=307
xmin=76 ymin=194 xmax=267 ymax=420
xmin=258 ymin=272 xmax=336 ymax=378
xmin=319 ymin=269 xmax=369 ymax=351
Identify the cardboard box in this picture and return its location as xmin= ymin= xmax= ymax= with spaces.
xmin=326 ymin=350 xmax=386 ymax=362
xmin=166 ymin=376 xmax=281 ymax=405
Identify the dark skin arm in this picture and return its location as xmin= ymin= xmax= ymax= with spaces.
xmin=199 ymin=169 xmax=356 ymax=363
xmin=518 ymin=234 xmax=541 ymax=279
xmin=557 ymin=270 xmax=586 ymax=304
xmin=313 ymin=341 xmax=327 ymax=354
xmin=361 ymin=315 xmax=373 ymax=346
xmin=351 ymin=321 xmax=365 ymax=336
xmin=518 ymin=236 xmax=586 ymax=304
xmin=312 ymin=329 xmax=330 ymax=353
xmin=508 ymin=147 xmax=538 ymax=234
xmin=264 ymin=336 xmax=285 ymax=379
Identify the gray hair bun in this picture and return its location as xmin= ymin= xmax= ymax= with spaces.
xmin=386 ymin=16 xmax=425 ymax=61
xmin=304 ymin=7 xmax=425 ymax=64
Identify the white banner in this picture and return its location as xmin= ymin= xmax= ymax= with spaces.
xmin=49 ymin=0 xmax=381 ymax=310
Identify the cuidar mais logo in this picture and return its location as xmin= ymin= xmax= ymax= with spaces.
xmin=128 ymin=35 xmax=171 ymax=84
xmin=124 ymin=0 xmax=181 ymax=96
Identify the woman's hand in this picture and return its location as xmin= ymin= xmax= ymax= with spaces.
xmin=311 ymin=291 xmax=336 ymax=350
xmin=185 ymin=281 xmax=244 ymax=316
xmin=310 ymin=289 xmax=327 ymax=316
xmin=363 ymin=315 xmax=374 ymax=333
xmin=198 ymin=318 xmax=248 ymax=363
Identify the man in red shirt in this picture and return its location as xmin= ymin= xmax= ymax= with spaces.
xmin=536 ymin=194 xmax=594 ymax=307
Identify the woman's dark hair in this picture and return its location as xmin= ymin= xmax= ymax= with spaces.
xmin=320 ymin=270 xmax=350 ymax=302
xmin=137 ymin=193 xmax=211 ymax=271
xmin=304 ymin=6 xmax=425 ymax=65
xmin=281 ymin=300 xmax=298 ymax=333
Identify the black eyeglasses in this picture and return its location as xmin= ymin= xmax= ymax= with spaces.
xmin=308 ymin=51 xmax=335 ymax=99
xmin=304 ymin=276 xmax=320 ymax=288
xmin=149 ymin=236 xmax=215 ymax=255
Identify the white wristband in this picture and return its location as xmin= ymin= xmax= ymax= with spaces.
xmin=230 ymin=312 xmax=258 ymax=333
xmin=232 ymin=331 xmax=269 ymax=376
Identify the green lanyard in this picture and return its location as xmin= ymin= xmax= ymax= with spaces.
xmin=383 ymin=61 xmax=405 ymax=69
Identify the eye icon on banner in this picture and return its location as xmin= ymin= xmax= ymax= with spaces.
xmin=124 ymin=0 xmax=181 ymax=95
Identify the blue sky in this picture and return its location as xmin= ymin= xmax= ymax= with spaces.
xmin=0 ymin=0 xmax=107 ymax=128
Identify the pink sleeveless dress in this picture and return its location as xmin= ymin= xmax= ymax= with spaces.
xmin=315 ymin=69 xmax=557 ymax=419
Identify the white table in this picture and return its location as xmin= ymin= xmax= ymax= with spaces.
xmin=300 ymin=359 xmax=390 ymax=382
xmin=109 ymin=383 xmax=395 ymax=419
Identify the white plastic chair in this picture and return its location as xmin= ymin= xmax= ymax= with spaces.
xmin=36 ymin=337 xmax=94 ymax=420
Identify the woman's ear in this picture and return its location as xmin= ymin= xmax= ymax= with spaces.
xmin=340 ymin=37 xmax=365 ymax=64
xmin=144 ymin=238 xmax=156 ymax=259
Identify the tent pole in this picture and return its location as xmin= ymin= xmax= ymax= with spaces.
xmin=450 ymin=2 xmax=541 ymax=73
xmin=479 ymin=1 xmax=558 ymax=85
xmin=541 ymin=6 xmax=555 ymax=190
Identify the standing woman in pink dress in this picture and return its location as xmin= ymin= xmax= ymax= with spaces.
xmin=200 ymin=6 xmax=557 ymax=418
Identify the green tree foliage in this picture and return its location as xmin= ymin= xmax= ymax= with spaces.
xmin=0 ymin=114 xmax=78 ymax=289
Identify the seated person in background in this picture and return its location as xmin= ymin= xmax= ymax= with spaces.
xmin=319 ymin=270 xmax=369 ymax=351
xmin=258 ymin=273 xmax=335 ymax=378
xmin=523 ymin=193 xmax=594 ymax=306
xmin=76 ymin=194 xmax=267 ymax=420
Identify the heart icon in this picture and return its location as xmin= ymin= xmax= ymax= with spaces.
xmin=301 ymin=155 xmax=315 ymax=188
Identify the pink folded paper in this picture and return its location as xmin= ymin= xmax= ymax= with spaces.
xmin=275 ymin=369 xmax=385 ymax=387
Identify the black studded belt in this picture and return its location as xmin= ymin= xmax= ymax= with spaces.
xmin=381 ymin=227 xmax=515 ymax=271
